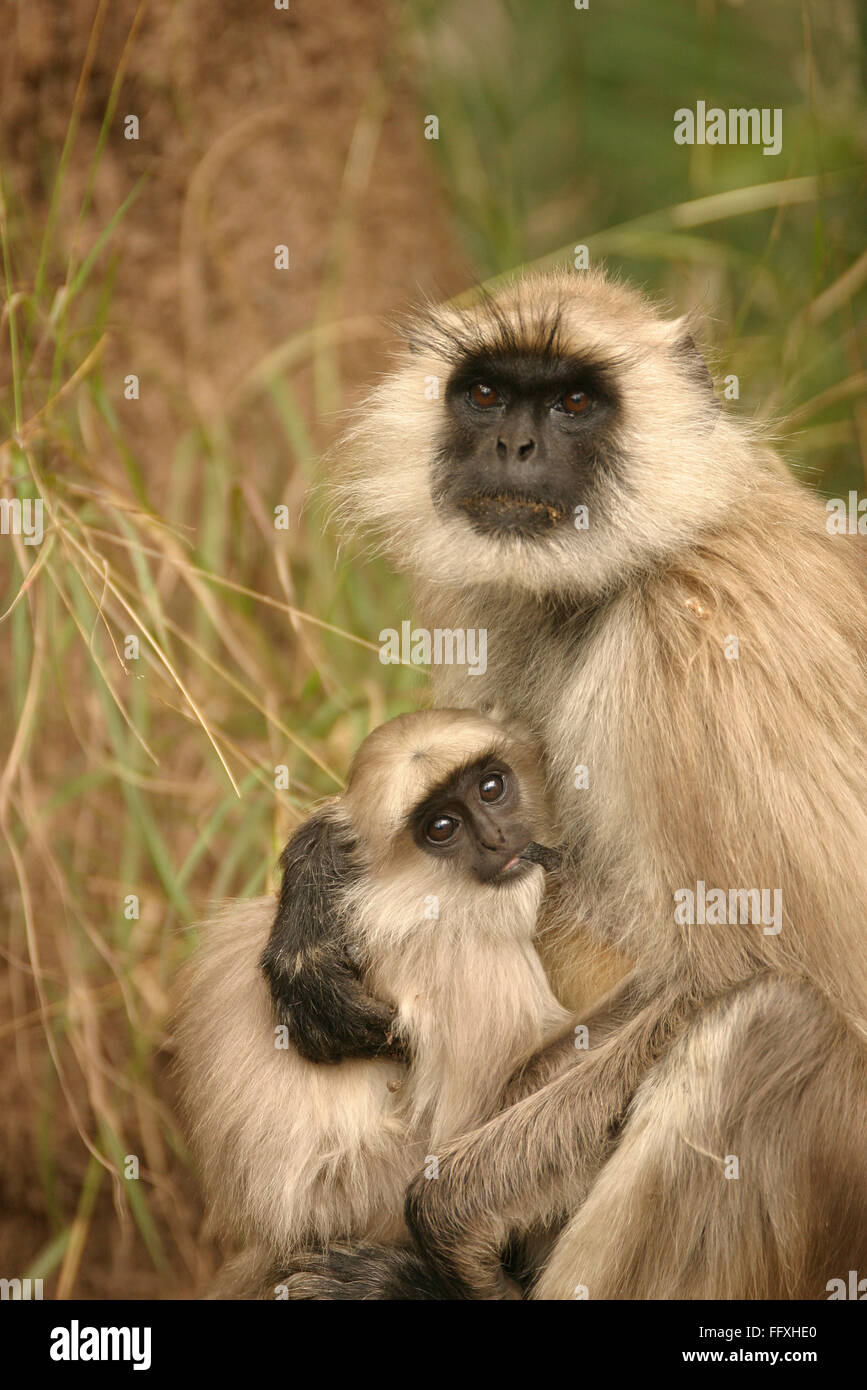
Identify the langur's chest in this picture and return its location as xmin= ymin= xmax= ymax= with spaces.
xmin=496 ymin=616 xmax=625 ymax=820
xmin=494 ymin=614 xmax=609 ymax=737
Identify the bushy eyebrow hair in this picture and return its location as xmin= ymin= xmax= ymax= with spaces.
xmin=404 ymin=746 xmax=510 ymax=828
xmin=406 ymin=293 xmax=567 ymax=365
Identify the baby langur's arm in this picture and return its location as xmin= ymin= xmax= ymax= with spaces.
xmin=499 ymin=972 xmax=643 ymax=1108
xmin=260 ymin=808 xmax=408 ymax=1064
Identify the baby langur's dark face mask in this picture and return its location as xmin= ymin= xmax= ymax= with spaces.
xmin=410 ymin=756 xmax=562 ymax=885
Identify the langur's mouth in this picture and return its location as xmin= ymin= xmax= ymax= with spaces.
xmin=456 ymin=491 xmax=566 ymax=535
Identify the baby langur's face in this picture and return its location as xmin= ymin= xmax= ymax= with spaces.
xmin=410 ymin=753 xmax=559 ymax=886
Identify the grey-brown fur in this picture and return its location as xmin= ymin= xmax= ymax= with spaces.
xmin=174 ymin=709 xmax=568 ymax=1294
xmin=317 ymin=268 xmax=867 ymax=1299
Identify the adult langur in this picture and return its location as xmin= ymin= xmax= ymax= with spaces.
xmin=272 ymin=269 xmax=867 ymax=1299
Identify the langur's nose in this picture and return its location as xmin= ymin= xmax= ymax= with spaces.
xmin=496 ymin=435 xmax=536 ymax=462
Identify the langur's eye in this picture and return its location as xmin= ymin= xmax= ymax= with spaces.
xmin=559 ymin=390 xmax=591 ymax=415
xmin=425 ymin=815 xmax=460 ymax=844
xmin=469 ymin=383 xmax=501 ymax=409
xmin=478 ymin=772 xmax=506 ymax=802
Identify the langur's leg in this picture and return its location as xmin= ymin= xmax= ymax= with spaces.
xmin=535 ymin=979 xmax=867 ymax=1300
xmin=264 ymin=1244 xmax=456 ymax=1300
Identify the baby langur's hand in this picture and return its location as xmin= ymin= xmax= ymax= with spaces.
xmin=262 ymin=938 xmax=409 ymax=1065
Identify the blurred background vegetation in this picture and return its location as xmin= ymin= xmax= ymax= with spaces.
xmin=0 ymin=0 xmax=864 ymax=1297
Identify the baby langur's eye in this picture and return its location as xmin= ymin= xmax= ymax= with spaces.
xmin=425 ymin=814 xmax=460 ymax=844
xmin=478 ymin=772 xmax=506 ymax=802
xmin=469 ymin=383 xmax=501 ymax=409
xmin=559 ymin=389 xmax=591 ymax=415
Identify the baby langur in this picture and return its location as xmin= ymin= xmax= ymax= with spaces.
xmin=175 ymin=709 xmax=568 ymax=1292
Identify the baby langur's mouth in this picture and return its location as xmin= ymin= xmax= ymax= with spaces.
xmin=502 ymin=842 xmax=563 ymax=874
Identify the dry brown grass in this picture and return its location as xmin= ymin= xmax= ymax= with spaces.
xmin=0 ymin=0 xmax=463 ymax=1298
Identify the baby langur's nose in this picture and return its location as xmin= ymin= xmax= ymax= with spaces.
xmin=479 ymin=833 xmax=506 ymax=852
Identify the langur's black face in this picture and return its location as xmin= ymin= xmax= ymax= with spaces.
xmin=409 ymin=753 xmax=552 ymax=885
xmin=433 ymin=349 xmax=622 ymax=539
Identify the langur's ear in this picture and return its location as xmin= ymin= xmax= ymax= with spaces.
xmin=665 ymin=319 xmax=721 ymax=432
xmin=660 ymin=314 xmax=715 ymax=394
xmin=672 ymin=329 xmax=717 ymax=398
